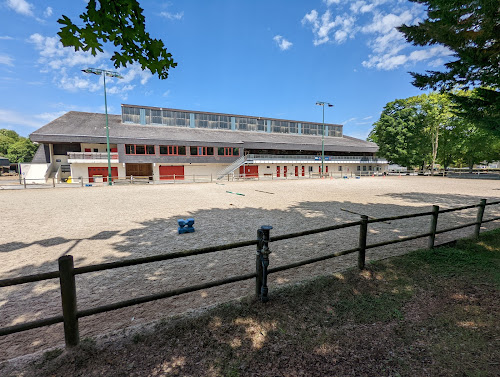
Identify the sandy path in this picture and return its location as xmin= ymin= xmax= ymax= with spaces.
xmin=0 ymin=176 xmax=499 ymax=361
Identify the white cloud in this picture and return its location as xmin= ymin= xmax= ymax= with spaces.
xmin=6 ymin=0 xmax=33 ymax=17
xmin=34 ymin=111 xmax=66 ymax=122
xmin=342 ymin=117 xmax=357 ymax=124
xmin=163 ymin=89 xmax=171 ymax=97
xmin=0 ymin=109 xmax=45 ymax=128
xmin=362 ymin=10 xmax=414 ymax=34
xmin=324 ymin=0 xmax=342 ymax=5
xmin=44 ymin=6 xmax=52 ymax=18
xmin=159 ymin=11 xmax=184 ymax=20
xmin=0 ymin=36 xmax=14 ymax=40
xmin=273 ymin=35 xmax=293 ymax=51
xmin=302 ymin=10 xmax=357 ymax=46
xmin=362 ymin=115 xmax=373 ymax=120
xmin=0 ymin=54 xmax=14 ymax=66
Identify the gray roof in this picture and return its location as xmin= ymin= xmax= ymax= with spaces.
xmin=30 ymin=111 xmax=378 ymax=153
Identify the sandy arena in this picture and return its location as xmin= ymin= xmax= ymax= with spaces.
xmin=0 ymin=176 xmax=499 ymax=361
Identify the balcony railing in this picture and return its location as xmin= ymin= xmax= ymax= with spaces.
xmin=245 ymin=154 xmax=388 ymax=164
xmin=67 ymin=152 xmax=119 ymax=161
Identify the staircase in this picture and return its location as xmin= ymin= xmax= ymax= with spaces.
xmin=216 ymin=155 xmax=247 ymax=180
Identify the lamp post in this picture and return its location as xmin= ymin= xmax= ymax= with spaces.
xmin=82 ymin=68 xmax=123 ymax=186
xmin=315 ymin=101 xmax=333 ymax=176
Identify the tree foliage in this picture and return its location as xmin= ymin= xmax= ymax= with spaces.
xmin=58 ymin=0 xmax=177 ymax=80
xmin=398 ymin=0 xmax=500 ymax=134
xmin=0 ymin=129 xmax=38 ymax=163
xmin=369 ymin=93 xmax=500 ymax=170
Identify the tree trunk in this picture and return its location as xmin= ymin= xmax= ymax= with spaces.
xmin=431 ymin=129 xmax=439 ymax=175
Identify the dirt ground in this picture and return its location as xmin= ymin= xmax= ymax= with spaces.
xmin=0 ymin=176 xmax=499 ymax=362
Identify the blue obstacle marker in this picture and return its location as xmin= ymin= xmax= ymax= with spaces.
xmin=178 ymin=218 xmax=195 ymax=234
xmin=355 ymin=176 xmax=361 ymax=179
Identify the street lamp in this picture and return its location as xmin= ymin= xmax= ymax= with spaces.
xmin=316 ymin=101 xmax=333 ymax=176
xmin=82 ymin=68 xmax=123 ymax=186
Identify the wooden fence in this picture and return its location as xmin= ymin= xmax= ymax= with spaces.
xmin=0 ymin=199 xmax=499 ymax=349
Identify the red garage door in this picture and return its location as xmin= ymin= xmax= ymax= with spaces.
xmin=239 ymin=165 xmax=258 ymax=177
xmin=88 ymin=167 xmax=118 ymax=182
xmin=159 ymin=165 xmax=184 ymax=180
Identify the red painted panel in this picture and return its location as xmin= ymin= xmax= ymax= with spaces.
xmin=295 ymin=166 xmax=298 ymax=177
xmin=88 ymin=167 xmax=118 ymax=183
xmin=301 ymin=166 xmax=305 ymax=176
xmin=85 ymin=148 xmax=91 ymax=152
xmin=284 ymin=166 xmax=287 ymax=177
xmin=276 ymin=166 xmax=280 ymax=178
xmin=245 ymin=165 xmax=259 ymax=177
xmin=159 ymin=165 xmax=184 ymax=180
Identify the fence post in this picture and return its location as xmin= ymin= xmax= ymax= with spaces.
xmin=131 ymin=175 xmax=133 ymax=184
xmin=80 ymin=177 xmax=83 ymax=187
xmin=358 ymin=215 xmax=368 ymax=269
xmin=211 ymin=174 xmax=213 ymax=182
xmin=256 ymin=228 xmax=264 ymax=297
xmin=256 ymin=225 xmax=273 ymax=302
xmin=474 ymin=199 xmax=487 ymax=239
xmin=52 ymin=177 xmax=55 ymax=188
xmin=58 ymin=255 xmax=79 ymax=348
xmin=193 ymin=174 xmax=195 ymax=183
xmin=23 ymin=178 xmax=26 ymax=189
xmin=428 ymin=205 xmax=439 ymax=249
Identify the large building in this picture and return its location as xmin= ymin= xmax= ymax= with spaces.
xmin=25 ymin=104 xmax=388 ymax=183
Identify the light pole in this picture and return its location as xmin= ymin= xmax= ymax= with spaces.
xmin=316 ymin=101 xmax=333 ymax=176
xmin=82 ymin=68 xmax=123 ymax=186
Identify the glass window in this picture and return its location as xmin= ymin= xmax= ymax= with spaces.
xmin=135 ymin=145 xmax=145 ymax=154
xmin=178 ymin=146 xmax=186 ymax=155
xmin=357 ymin=166 xmax=361 ymax=171
xmin=151 ymin=109 xmax=162 ymax=124
xmin=146 ymin=145 xmax=155 ymax=154
xmin=233 ymin=147 xmax=239 ymax=155
xmin=160 ymin=146 xmax=168 ymax=154
xmin=190 ymin=146 xmax=198 ymax=155
xmin=338 ymin=166 xmax=342 ymax=171
xmin=218 ymin=147 xmax=224 ymax=155
xmin=125 ymin=144 xmax=135 ymax=154
xmin=363 ymin=166 xmax=367 ymax=171
xmin=122 ymin=106 xmax=141 ymax=123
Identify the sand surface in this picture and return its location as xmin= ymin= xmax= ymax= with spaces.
xmin=0 ymin=176 xmax=499 ymax=361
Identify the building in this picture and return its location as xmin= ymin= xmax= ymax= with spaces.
xmin=0 ymin=157 xmax=9 ymax=174
xmin=25 ymin=104 xmax=388 ymax=183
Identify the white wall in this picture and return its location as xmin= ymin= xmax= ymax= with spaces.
xmin=70 ymin=163 xmax=126 ymax=180
xmin=20 ymin=163 xmax=51 ymax=183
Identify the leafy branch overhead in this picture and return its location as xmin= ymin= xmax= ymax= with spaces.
xmin=397 ymin=0 xmax=499 ymax=134
xmin=57 ymin=0 xmax=177 ymax=80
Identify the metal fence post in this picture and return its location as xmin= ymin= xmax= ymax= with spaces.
xmin=358 ymin=215 xmax=368 ymax=269
xmin=80 ymin=177 xmax=83 ymax=187
xmin=211 ymin=173 xmax=213 ymax=182
xmin=474 ymin=199 xmax=487 ymax=239
xmin=256 ymin=228 xmax=264 ymax=297
xmin=52 ymin=177 xmax=55 ymax=188
xmin=23 ymin=178 xmax=26 ymax=189
xmin=428 ymin=205 xmax=440 ymax=249
xmin=58 ymin=255 xmax=79 ymax=347
xmin=256 ymin=225 xmax=273 ymax=302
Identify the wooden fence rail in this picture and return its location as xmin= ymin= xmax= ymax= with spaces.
xmin=0 ymin=199 xmax=499 ymax=349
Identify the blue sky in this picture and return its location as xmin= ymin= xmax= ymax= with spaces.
xmin=0 ymin=0 xmax=452 ymax=139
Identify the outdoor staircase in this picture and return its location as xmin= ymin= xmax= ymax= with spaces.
xmin=216 ymin=155 xmax=247 ymax=180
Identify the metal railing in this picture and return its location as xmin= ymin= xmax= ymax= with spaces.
xmin=0 ymin=199 xmax=498 ymax=349
xmin=67 ymin=152 xmax=119 ymax=160
xmin=246 ymin=154 xmax=388 ymax=163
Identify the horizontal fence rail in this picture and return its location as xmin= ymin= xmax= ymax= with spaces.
xmin=0 ymin=199 xmax=499 ymax=349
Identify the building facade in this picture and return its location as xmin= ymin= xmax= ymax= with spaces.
xmin=25 ymin=104 xmax=388 ymax=183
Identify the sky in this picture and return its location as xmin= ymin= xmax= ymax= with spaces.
xmin=0 ymin=0 xmax=453 ymax=140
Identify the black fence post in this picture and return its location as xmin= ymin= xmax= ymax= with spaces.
xmin=358 ymin=215 xmax=368 ymax=269
xmin=256 ymin=228 xmax=264 ymax=297
xmin=257 ymin=225 xmax=273 ymax=302
xmin=428 ymin=205 xmax=440 ymax=249
xmin=474 ymin=199 xmax=487 ymax=239
xmin=23 ymin=178 xmax=26 ymax=189
xmin=58 ymin=255 xmax=79 ymax=348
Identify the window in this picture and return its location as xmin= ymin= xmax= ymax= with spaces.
xmin=369 ymin=166 xmax=372 ymax=171
xmin=160 ymin=145 xmax=186 ymax=155
xmin=338 ymin=166 xmax=342 ymax=171
xmin=363 ymin=166 xmax=367 ymax=171
xmin=122 ymin=106 xmax=140 ymax=123
xmin=308 ymin=166 xmax=313 ymax=172
xmin=235 ymin=117 xmax=265 ymax=132
xmin=190 ymin=146 xmax=214 ymax=156
xmin=195 ymin=113 xmax=230 ymax=130
xmin=162 ymin=110 xmax=190 ymax=127
xmin=357 ymin=166 xmax=361 ymax=171
xmin=125 ymin=144 xmax=156 ymax=155
xmin=217 ymin=147 xmax=239 ymax=156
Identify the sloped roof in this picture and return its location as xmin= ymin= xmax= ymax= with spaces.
xmin=30 ymin=111 xmax=378 ymax=153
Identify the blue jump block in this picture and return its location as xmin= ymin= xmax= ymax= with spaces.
xmin=355 ymin=176 xmax=361 ymax=179
xmin=178 ymin=218 xmax=195 ymax=234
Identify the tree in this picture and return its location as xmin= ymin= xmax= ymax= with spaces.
xmin=58 ymin=0 xmax=177 ymax=80
xmin=398 ymin=0 xmax=500 ymax=134
xmin=0 ymin=129 xmax=20 ymax=156
xmin=368 ymin=98 xmax=430 ymax=169
xmin=6 ymin=138 xmax=38 ymax=163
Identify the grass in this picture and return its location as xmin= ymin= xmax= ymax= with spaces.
xmin=15 ymin=229 xmax=500 ymax=376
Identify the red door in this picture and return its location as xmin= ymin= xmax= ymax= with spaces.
xmin=295 ymin=166 xmax=298 ymax=177
xmin=326 ymin=166 xmax=329 ymax=173
xmin=159 ymin=165 xmax=184 ymax=180
xmin=88 ymin=167 xmax=118 ymax=182
xmin=301 ymin=166 xmax=305 ymax=176
xmin=245 ymin=165 xmax=258 ymax=177
xmin=284 ymin=166 xmax=287 ymax=177
xmin=277 ymin=166 xmax=280 ymax=177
